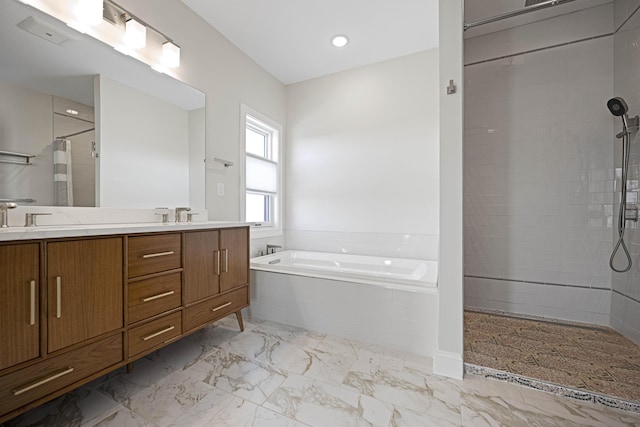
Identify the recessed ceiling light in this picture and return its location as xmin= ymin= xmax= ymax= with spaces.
xmin=331 ymin=35 xmax=349 ymax=48
xmin=66 ymin=109 xmax=79 ymax=115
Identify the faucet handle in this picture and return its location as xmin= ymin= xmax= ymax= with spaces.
xmin=155 ymin=212 xmax=169 ymax=223
xmin=186 ymin=212 xmax=198 ymax=222
xmin=25 ymin=212 xmax=52 ymax=227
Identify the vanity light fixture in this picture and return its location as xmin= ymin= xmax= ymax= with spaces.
xmin=124 ymin=18 xmax=146 ymax=49
xmin=331 ymin=35 xmax=349 ymax=48
xmin=75 ymin=0 xmax=103 ymax=26
xmin=162 ymin=41 xmax=180 ymax=68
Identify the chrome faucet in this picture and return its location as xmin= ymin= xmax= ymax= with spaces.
xmin=175 ymin=207 xmax=191 ymax=223
xmin=266 ymin=244 xmax=281 ymax=254
xmin=0 ymin=202 xmax=17 ymax=228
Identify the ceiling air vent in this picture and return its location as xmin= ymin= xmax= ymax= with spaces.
xmin=17 ymin=16 xmax=70 ymax=46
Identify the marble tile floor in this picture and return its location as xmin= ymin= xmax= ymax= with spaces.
xmin=464 ymin=310 xmax=640 ymax=406
xmin=2 ymin=316 xmax=640 ymax=427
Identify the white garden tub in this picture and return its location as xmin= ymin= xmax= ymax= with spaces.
xmin=249 ymin=250 xmax=439 ymax=356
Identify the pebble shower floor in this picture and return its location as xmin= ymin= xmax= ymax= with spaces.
xmin=464 ymin=310 xmax=640 ymax=405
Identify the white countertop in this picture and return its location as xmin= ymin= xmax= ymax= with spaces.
xmin=0 ymin=221 xmax=250 ymax=241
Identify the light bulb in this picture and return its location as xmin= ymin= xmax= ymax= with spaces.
xmin=75 ymin=0 xmax=103 ymax=26
xmin=124 ymin=18 xmax=146 ymax=49
xmin=162 ymin=41 xmax=180 ymax=68
xmin=331 ymin=35 xmax=349 ymax=48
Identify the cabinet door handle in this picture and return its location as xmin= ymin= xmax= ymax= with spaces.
xmin=223 ymin=249 xmax=229 ymax=273
xmin=141 ymin=325 xmax=175 ymax=341
xmin=29 ymin=280 xmax=36 ymax=326
xmin=55 ymin=276 xmax=61 ymax=319
xmin=215 ymin=250 xmax=221 ymax=276
xmin=211 ymin=301 xmax=232 ymax=312
xmin=142 ymin=291 xmax=175 ymax=302
xmin=142 ymin=251 xmax=174 ymax=259
xmin=13 ymin=367 xmax=74 ymax=396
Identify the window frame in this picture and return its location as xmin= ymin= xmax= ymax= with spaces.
xmin=240 ymin=104 xmax=283 ymax=238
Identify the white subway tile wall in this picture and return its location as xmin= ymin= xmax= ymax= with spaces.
xmin=464 ymin=4 xmax=616 ymax=324
xmin=611 ymin=1 xmax=640 ymax=345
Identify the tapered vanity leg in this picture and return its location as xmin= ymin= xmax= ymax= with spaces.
xmin=235 ymin=310 xmax=245 ymax=332
xmin=126 ymin=362 xmax=133 ymax=373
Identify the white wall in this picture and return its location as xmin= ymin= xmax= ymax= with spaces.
xmin=0 ymin=80 xmax=54 ymax=205
xmin=435 ymin=0 xmax=464 ymax=380
xmin=284 ymin=50 xmax=440 ymax=259
xmin=118 ymin=0 xmax=286 ymax=221
xmin=611 ymin=1 xmax=640 ymax=345
xmin=97 ymin=76 xmax=190 ymax=208
xmin=463 ymin=4 xmax=615 ymax=325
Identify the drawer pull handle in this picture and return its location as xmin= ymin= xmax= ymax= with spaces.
xmin=142 ymin=251 xmax=174 ymax=259
xmin=142 ymin=291 xmax=175 ymax=302
xmin=211 ymin=301 xmax=232 ymax=312
xmin=141 ymin=325 xmax=175 ymax=341
xmin=13 ymin=367 xmax=74 ymax=396
xmin=223 ymin=249 xmax=229 ymax=273
xmin=29 ymin=280 xmax=36 ymax=326
xmin=56 ymin=276 xmax=61 ymax=319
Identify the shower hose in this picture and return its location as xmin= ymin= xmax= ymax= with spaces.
xmin=609 ymin=128 xmax=633 ymax=273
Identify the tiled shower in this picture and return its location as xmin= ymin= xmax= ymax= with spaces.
xmin=463 ymin=0 xmax=640 ymax=345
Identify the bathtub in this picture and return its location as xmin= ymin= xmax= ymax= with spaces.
xmin=248 ymin=250 xmax=439 ymax=356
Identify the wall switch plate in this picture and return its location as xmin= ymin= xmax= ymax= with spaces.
xmin=217 ymin=183 xmax=224 ymax=196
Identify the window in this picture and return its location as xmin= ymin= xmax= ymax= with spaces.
xmin=241 ymin=105 xmax=282 ymax=236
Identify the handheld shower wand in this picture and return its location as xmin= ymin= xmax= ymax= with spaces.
xmin=606 ymin=97 xmax=637 ymax=273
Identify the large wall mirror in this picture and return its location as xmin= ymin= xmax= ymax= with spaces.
xmin=0 ymin=0 xmax=205 ymax=208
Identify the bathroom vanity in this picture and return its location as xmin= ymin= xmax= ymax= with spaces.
xmin=0 ymin=222 xmax=249 ymax=422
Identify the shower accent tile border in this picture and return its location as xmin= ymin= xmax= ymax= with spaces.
xmin=464 ymin=364 xmax=640 ymax=414
xmin=613 ymin=289 xmax=640 ymax=305
xmin=464 ymin=307 xmax=611 ymax=331
xmin=464 ymin=33 xmax=613 ymax=67
xmin=464 ymin=274 xmax=610 ymax=291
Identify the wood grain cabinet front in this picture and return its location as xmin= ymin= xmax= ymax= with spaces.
xmin=128 ymin=234 xmax=181 ymax=278
xmin=183 ymin=286 xmax=249 ymax=333
xmin=47 ymin=238 xmax=123 ymax=353
xmin=0 ymin=334 xmax=122 ymax=417
xmin=128 ymin=272 xmax=182 ymax=324
xmin=184 ymin=227 xmax=248 ymax=305
xmin=128 ymin=312 xmax=182 ymax=358
xmin=0 ymin=243 xmax=40 ymax=371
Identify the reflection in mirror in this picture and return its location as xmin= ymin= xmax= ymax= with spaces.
xmin=0 ymin=0 xmax=205 ymax=208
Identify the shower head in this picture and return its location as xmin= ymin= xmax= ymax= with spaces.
xmin=607 ymin=97 xmax=629 ymax=117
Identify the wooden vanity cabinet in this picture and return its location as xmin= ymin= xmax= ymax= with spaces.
xmin=0 ymin=225 xmax=249 ymax=423
xmin=0 ymin=243 xmax=40 ymax=371
xmin=47 ymin=238 xmax=123 ymax=353
xmin=183 ymin=227 xmax=249 ymax=332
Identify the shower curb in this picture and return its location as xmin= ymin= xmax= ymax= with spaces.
xmin=465 ymin=363 xmax=640 ymax=414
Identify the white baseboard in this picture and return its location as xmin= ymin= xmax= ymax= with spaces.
xmin=433 ymin=349 xmax=463 ymax=380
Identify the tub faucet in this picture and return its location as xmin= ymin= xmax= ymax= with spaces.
xmin=175 ymin=207 xmax=191 ymax=223
xmin=266 ymin=244 xmax=281 ymax=254
xmin=0 ymin=202 xmax=17 ymax=228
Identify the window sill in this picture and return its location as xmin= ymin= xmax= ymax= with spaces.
xmin=249 ymin=225 xmax=282 ymax=239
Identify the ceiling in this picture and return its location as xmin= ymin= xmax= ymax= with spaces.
xmin=181 ymin=0 xmax=439 ymax=85
xmin=181 ymin=0 xmax=613 ymax=85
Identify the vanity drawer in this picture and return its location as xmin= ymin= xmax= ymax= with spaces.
xmin=0 ymin=334 xmax=122 ymax=416
xmin=128 ymin=273 xmax=182 ymax=324
xmin=128 ymin=234 xmax=181 ymax=278
xmin=184 ymin=286 xmax=248 ymax=332
xmin=128 ymin=312 xmax=182 ymax=358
